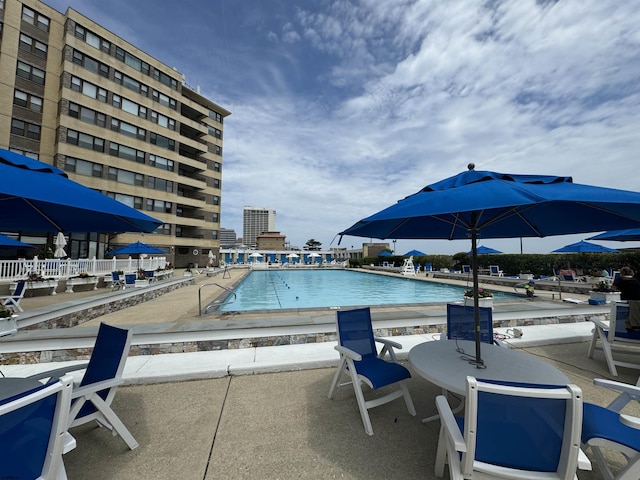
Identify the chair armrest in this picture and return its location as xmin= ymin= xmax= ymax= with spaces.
xmin=589 ymin=316 xmax=609 ymax=330
xmin=375 ymin=337 xmax=402 ymax=350
xmin=435 ymin=395 xmax=466 ymax=453
xmin=334 ymin=345 xmax=362 ymax=362
xmin=593 ymin=378 xmax=640 ymax=400
xmin=71 ymin=377 xmax=124 ymax=398
xmin=620 ymin=414 xmax=640 ymax=430
xmin=27 ymin=362 xmax=90 ymax=382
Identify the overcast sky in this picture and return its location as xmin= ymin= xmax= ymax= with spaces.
xmin=46 ymin=0 xmax=640 ymax=254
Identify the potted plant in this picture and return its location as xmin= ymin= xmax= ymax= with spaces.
xmin=0 ymin=304 xmax=18 ymax=336
xmin=463 ymin=288 xmax=494 ymax=308
xmin=590 ymin=281 xmax=621 ymax=304
xmin=66 ymin=272 xmax=98 ymax=293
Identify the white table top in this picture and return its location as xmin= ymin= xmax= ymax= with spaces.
xmin=408 ymin=339 xmax=570 ymax=396
xmin=0 ymin=377 xmax=42 ymax=401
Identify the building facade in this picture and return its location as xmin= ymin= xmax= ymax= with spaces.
xmin=219 ymin=228 xmax=237 ymax=248
xmin=242 ymin=207 xmax=275 ymax=248
xmin=0 ymin=0 xmax=230 ymax=267
xmin=256 ymin=231 xmax=285 ymax=250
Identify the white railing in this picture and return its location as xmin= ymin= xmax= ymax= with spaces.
xmin=0 ymin=256 xmax=169 ymax=283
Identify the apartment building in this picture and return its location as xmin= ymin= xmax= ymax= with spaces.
xmin=242 ymin=207 xmax=275 ymax=248
xmin=0 ymin=0 xmax=230 ymax=267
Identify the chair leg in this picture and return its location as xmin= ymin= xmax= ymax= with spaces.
xmin=587 ymin=329 xmax=599 ymax=359
xmin=328 ymin=357 xmax=347 ymax=399
xmin=90 ymin=394 xmax=139 ymax=449
xmin=400 ymin=381 xmax=416 ymax=416
xmin=600 ymin=338 xmax=619 ymax=377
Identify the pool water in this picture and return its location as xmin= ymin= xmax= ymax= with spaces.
xmin=217 ymin=269 xmax=517 ymax=312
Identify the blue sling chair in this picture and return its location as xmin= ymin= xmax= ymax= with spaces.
xmin=328 ymin=307 xmax=416 ymax=435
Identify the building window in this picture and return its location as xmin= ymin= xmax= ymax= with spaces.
xmin=150 ymin=111 xmax=175 ymax=130
xmin=152 ymin=68 xmax=178 ymax=90
xmin=67 ymin=129 xmax=105 ymax=152
xmin=209 ymin=110 xmax=223 ymax=123
xmin=155 ymin=223 xmax=172 ymax=235
xmin=13 ymin=89 xmax=42 ymax=112
xmin=22 ymin=6 xmax=49 ymax=32
xmin=16 ymin=61 xmax=45 ymax=84
xmin=110 ymin=118 xmax=145 ymax=140
xmin=107 ymin=167 xmax=143 ymax=186
xmin=149 ymin=154 xmax=174 ymax=171
xmin=146 ymin=199 xmax=172 ymax=214
xmin=72 ymin=49 xmax=109 ymax=77
xmin=208 ymin=126 xmax=222 ymax=139
xmin=212 ymin=230 xmax=219 ymax=240
xmin=213 ymin=195 xmax=220 ymax=206
xmin=108 ymin=141 xmax=145 ymax=163
xmin=69 ymin=102 xmax=106 ymax=127
xmin=11 ymin=119 xmax=40 ymax=140
xmin=70 ymin=75 xmax=107 ymax=102
xmin=112 ymin=94 xmax=147 ymax=119
xmin=213 ymin=145 xmax=221 ymax=156
xmin=107 ymin=192 xmax=143 ymax=210
xmin=115 ymin=47 xmax=150 ymax=75
xmin=114 ymin=71 xmax=148 ymax=96
xmin=147 ymin=176 xmax=174 ymax=193
xmin=151 ymin=89 xmax=177 ymax=109
xmin=74 ymin=24 xmax=111 ymax=53
xmin=19 ymin=33 xmax=47 ymax=58
xmin=150 ymin=133 xmax=175 ymax=151
xmin=212 ymin=212 xmax=219 ymax=223
xmin=213 ymin=162 xmax=221 ymax=172
xmin=213 ymin=178 xmax=220 ymax=189
xmin=64 ymin=156 xmax=103 ymax=178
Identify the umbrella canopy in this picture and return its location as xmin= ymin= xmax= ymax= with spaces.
xmin=403 ymin=249 xmax=426 ymax=256
xmin=587 ymin=228 xmax=640 ymax=242
xmin=286 ymin=253 xmax=299 ymax=259
xmin=0 ymin=233 xmax=33 ymax=249
xmin=378 ymin=251 xmax=393 ymax=257
xmin=469 ymin=245 xmax=503 ymax=255
xmin=339 ymin=164 xmax=640 ymax=366
xmin=54 ymin=232 xmax=67 ymax=258
xmin=0 ymin=149 xmax=162 ymax=233
xmin=552 ymin=240 xmax=619 ymax=253
xmin=107 ymin=241 xmax=164 ymax=256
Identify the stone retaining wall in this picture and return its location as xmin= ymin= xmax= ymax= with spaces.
xmin=1 ymin=310 xmax=598 ymax=365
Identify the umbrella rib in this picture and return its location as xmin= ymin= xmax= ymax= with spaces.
xmin=23 ymin=199 xmax=63 ymax=232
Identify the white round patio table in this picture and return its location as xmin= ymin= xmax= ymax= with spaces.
xmin=408 ymin=339 xmax=569 ymax=396
xmin=0 ymin=377 xmax=42 ymax=401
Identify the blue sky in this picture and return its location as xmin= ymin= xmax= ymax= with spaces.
xmin=46 ymin=0 xmax=640 ymax=254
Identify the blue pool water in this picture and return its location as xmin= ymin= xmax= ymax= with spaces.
xmin=217 ymin=269 xmax=517 ymax=312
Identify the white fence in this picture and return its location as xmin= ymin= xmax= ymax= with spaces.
xmin=0 ymin=256 xmax=169 ymax=283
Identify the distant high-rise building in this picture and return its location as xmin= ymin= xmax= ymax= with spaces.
xmin=243 ymin=207 xmax=275 ymax=247
xmin=219 ymin=228 xmax=237 ymax=248
xmin=0 ymin=0 xmax=230 ymax=267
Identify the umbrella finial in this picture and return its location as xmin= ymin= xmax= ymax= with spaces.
xmin=468 ymin=163 xmax=475 ymax=171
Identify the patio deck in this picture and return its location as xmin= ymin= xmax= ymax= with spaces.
xmin=1 ymin=269 xmax=637 ymax=478
xmin=56 ymin=342 xmax=639 ymax=479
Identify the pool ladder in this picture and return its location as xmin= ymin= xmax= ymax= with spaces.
xmin=199 ymin=283 xmax=237 ymax=316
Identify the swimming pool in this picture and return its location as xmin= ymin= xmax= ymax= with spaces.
xmin=217 ymin=269 xmax=518 ymax=312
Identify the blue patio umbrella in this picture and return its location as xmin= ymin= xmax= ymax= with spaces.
xmin=0 ymin=233 xmax=34 ymax=249
xmin=587 ymin=228 xmax=640 ymax=242
xmin=403 ymin=249 xmax=426 ymax=256
xmin=107 ymin=241 xmax=165 ymax=271
xmin=469 ymin=245 xmax=503 ymax=255
xmin=552 ymin=240 xmax=619 ymax=253
xmin=339 ymin=164 xmax=640 ymax=367
xmin=107 ymin=241 xmax=165 ymax=256
xmin=378 ymin=251 xmax=393 ymax=257
xmin=0 ymin=149 xmax=161 ymax=233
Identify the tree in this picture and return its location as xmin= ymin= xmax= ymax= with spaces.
xmin=305 ymin=239 xmax=322 ymax=251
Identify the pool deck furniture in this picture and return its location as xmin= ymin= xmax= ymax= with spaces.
xmin=408 ymin=339 xmax=569 ymax=397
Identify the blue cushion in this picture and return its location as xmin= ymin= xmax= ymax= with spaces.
xmin=583 ymin=402 xmax=640 ymax=451
xmin=353 ymin=357 xmax=410 ymax=389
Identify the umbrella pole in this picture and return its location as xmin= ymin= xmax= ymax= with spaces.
xmin=471 ymin=224 xmax=484 ymax=368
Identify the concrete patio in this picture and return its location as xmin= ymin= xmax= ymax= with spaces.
xmin=56 ymin=341 xmax=640 ymax=480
